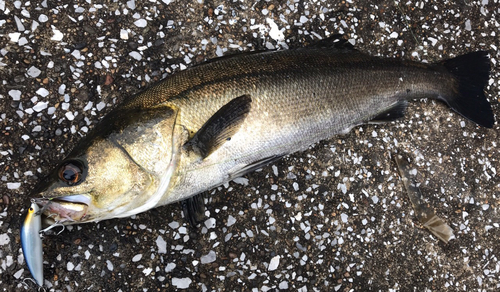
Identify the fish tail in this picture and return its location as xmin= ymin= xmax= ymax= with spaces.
xmin=438 ymin=51 xmax=494 ymax=128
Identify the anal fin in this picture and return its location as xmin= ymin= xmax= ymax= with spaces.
xmin=369 ymin=100 xmax=408 ymax=124
xmin=229 ymin=155 xmax=284 ymax=179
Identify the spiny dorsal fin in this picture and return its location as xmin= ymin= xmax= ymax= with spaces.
xmin=304 ymin=34 xmax=356 ymax=52
xmin=184 ymin=94 xmax=252 ymax=158
xmin=368 ymin=100 xmax=408 ymax=124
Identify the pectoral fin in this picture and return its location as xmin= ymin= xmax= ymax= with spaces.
xmin=184 ymin=94 xmax=252 ymax=158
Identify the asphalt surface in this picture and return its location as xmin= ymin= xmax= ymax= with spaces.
xmin=1 ymin=0 xmax=499 ymax=291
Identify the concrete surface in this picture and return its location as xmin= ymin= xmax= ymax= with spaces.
xmin=0 ymin=0 xmax=499 ymax=291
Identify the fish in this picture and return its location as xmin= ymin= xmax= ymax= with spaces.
xmin=30 ymin=36 xmax=494 ymax=226
xmin=394 ymin=153 xmax=455 ymax=243
xmin=20 ymin=202 xmax=44 ymax=286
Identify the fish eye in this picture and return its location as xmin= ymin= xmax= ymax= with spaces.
xmin=58 ymin=160 xmax=85 ymax=186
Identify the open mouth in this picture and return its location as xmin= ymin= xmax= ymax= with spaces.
xmin=35 ymin=195 xmax=90 ymax=226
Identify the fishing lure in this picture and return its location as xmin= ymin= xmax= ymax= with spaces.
xmin=20 ymin=201 xmax=44 ymax=286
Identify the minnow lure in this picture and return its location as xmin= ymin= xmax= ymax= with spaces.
xmin=20 ymin=201 xmax=44 ymax=286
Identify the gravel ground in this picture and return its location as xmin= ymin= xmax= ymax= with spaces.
xmin=1 ymin=0 xmax=499 ymax=291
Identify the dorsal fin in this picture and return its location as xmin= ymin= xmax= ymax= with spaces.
xmin=304 ymin=34 xmax=356 ymax=52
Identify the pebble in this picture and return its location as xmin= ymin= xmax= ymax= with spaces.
xmin=133 ymin=19 xmax=147 ymax=28
xmin=33 ymin=102 xmax=48 ymax=112
xmin=8 ymin=90 xmax=21 ymax=101
xmin=200 ymin=250 xmax=216 ymax=264
xmin=156 ymin=235 xmax=167 ymax=254
xmin=0 ymin=234 xmax=10 ymax=245
xmin=268 ymin=255 xmax=280 ymax=271
xmin=51 ymin=26 xmax=64 ymax=41
xmin=8 ymin=32 xmax=21 ymax=42
xmin=129 ymin=51 xmax=142 ymax=60
xmin=6 ymin=182 xmax=21 ymax=190
xmin=172 ymin=277 xmax=192 ymax=289
xmin=27 ymin=66 xmax=41 ymax=77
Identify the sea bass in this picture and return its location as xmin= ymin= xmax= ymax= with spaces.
xmin=32 ymin=37 xmax=494 ymax=225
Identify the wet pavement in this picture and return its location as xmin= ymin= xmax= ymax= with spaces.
xmin=1 ymin=0 xmax=499 ymax=291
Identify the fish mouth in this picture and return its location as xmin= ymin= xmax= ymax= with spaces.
xmin=35 ymin=195 xmax=91 ymax=226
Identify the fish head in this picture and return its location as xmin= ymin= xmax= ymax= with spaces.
xmin=33 ymin=106 xmax=185 ymax=226
xmin=33 ymin=136 xmax=153 ymax=225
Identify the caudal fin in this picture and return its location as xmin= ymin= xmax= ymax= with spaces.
xmin=439 ymin=51 xmax=494 ymax=128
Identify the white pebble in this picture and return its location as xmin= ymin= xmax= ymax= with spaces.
xmin=106 ymin=260 xmax=114 ymax=271
xmin=14 ymin=15 xmax=25 ymax=32
xmin=65 ymin=111 xmax=75 ymax=121
xmin=9 ymin=32 xmax=21 ymax=42
xmin=51 ymin=26 xmax=64 ymax=41
xmin=18 ymin=37 xmax=28 ymax=45
xmin=232 ymin=177 xmax=248 ymax=185
xmin=172 ymin=277 xmax=192 ymax=289
xmin=0 ymin=234 xmax=10 ymax=245
xmin=13 ymin=269 xmax=24 ymax=279
xmin=9 ymin=90 xmax=21 ymax=101
xmin=120 ymin=29 xmax=129 ymax=40
xmin=156 ymin=235 xmax=167 ymax=254
xmin=67 ymin=262 xmax=75 ymax=271
xmin=27 ymin=66 xmax=41 ymax=77
xmin=165 ymin=263 xmax=176 ymax=273
xmin=7 ymin=182 xmax=21 ymax=189
xmin=97 ymin=101 xmax=106 ymax=111
xmin=127 ymin=0 xmax=136 ymax=9
xmin=216 ymin=46 xmax=223 ymax=57
xmin=36 ymin=88 xmax=49 ymax=97
xmin=465 ymin=19 xmax=471 ymax=31
xmin=134 ymin=19 xmax=147 ymax=28
xmin=279 ymin=281 xmax=289 ymax=289
xmin=390 ymin=32 xmax=399 ymax=38
xmin=338 ymin=183 xmax=347 ymax=194
xmin=168 ymin=221 xmax=180 ymax=229
xmin=200 ymin=250 xmax=216 ymax=264
xmin=268 ymin=255 xmax=280 ymax=271
xmin=33 ymin=101 xmax=48 ymax=112
xmin=129 ymin=51 xmax=142 ymax=60
xmin=38 ymin=14 xmax=49 ymax=22
xmin=341 ymin=213 xmax=348 ymax=223
xmin=227 ymin=215 xmax=236 ymax=227
xmin=267 ymin=18 xmax=284 ymax=41
xmin=142 ymin=267 xmax=152 ymax=276
xmin=132 ymin=254 xmax=142 ymax=262
xmin=204 ymin=218 xmax=216 ymax=229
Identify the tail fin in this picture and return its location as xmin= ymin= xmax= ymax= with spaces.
xmin=439 ymin=51 xmax=494 ymax=128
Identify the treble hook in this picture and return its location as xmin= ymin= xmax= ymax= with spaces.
xmin=40 ymin=221 xmax=66 ymax=235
